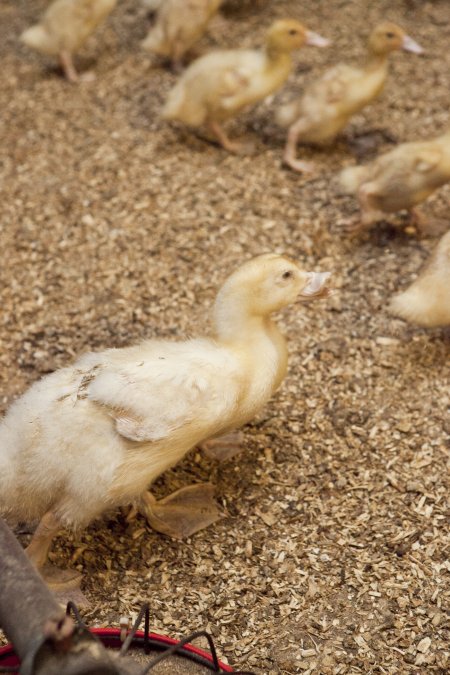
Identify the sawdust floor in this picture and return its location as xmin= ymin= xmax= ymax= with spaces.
xmin=0 ymin=1 xmax=449 ymax=673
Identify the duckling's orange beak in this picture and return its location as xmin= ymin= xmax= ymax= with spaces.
xmin=402 ymin=35 xmax=423 ymax=54
xmin=305 ymin=31 xmax=330 ymax=48
xmin=299 ymin=272 xmax=332 ymax=301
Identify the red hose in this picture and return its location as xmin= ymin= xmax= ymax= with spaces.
xmin=0 ymin=628 xmax=235 ymax=672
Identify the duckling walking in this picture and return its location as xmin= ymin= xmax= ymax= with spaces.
xmin=0 ymin=255 xmax=330 ymax=599
xmin=141 ymin=0 xmax=223 ymax=70
xmin=340 ymin=131 xmax=450 ymax=234
xmin=20 ymin=0 xmax=117 ymax=82
xmin=162 ymin=19 xmax=329 ymax=153
xmin=277 ymin=22 xmax=423 ymax=173
xmin=389 ymin=230 xmax=450 ymax=327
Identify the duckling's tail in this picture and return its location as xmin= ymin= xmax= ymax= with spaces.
xmin=20 ymin=24 xmax=54 ymax=56
xmin=141 ymin=21 xmax=168 ymax=56
xmin=388 ymin=288 xmax=425 ymax=326
xmin=275 ymin=100 xmax=301 ymax=128
xmin=162 ymin=83 xmax=205 ymax=126
xmin=339 ymin=165 xmax=369 ymax=194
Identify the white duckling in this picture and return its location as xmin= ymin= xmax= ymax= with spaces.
xmin=340 ymin=131 xmax=450 ymax=234
xmin=141 ymin=0 xmax=223 ymax=70
xmin=162 ymin=19 xmax=329 ymax=153
xmin=277 ymin=22 xmax=423 ymax=173
xmin=389 ymin=230 xmax=450 ymax=327
xmin=20 ymin=0 xmax=117 ymax=82
xmin=0 ymin=254 xmax=330 ymax=597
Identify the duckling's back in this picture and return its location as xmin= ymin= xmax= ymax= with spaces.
xmin=277 ymin=63 xmax=387 ymax=143
xmin=21 ymin=0 xmax=117 ymax=56
xmin=142 ymin=0 xmax=222 ymax=58
xmin=163 ymin=49 xmax=273 ymax=125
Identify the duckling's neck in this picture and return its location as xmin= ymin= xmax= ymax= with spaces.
xmin=264 ymin=45 xmax=293 ymax=74
xmin=215 ymin=311 xmax=275 ymax=342
xmin=214 ymin=309 xmax=288 ymax=393
xmin=365 ymin=48 xmax=390 ymax=73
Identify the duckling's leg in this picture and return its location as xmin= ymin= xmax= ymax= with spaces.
xmin=138 ymin=484 xmax=221 ymax=539
xmin=170 ymin=42 xmax=186 ymax=74
xmin=59 ymin=50 xmax=79 ymax=83
xmin=26 ymin=511 xmax=88 ymax=605
xmin=343 ymin=182 xmax=384 ymax=234
xmin=206 ymin=120 xmax=250 ymax=154
xmin=283 ymin=120 xmax=316 ymax=173
xmin=200 ymin=431 xmax=245 ymax=462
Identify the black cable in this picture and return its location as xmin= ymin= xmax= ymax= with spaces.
xmin=119 ymin=604 xmax=150 ymax=657
xmin=65 ymin=601 xmax=87 ymax=628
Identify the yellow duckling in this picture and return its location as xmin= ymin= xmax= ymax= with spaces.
xmin=0 ymin=254 xmax=330 ymax=599
xmin=162 ymin=19 xmax=329 ymax=153
xmin=20 ymin=0 xmax=117 ymax=82
xmin=389 ymin=231 xmax=450 ymax=327
xmin=277 ymin=22 xmax=423 ymax=173
xmin=340 ymin=131 xmax=450 ymax=234
xmin=141 ymin=0 xmax=223 ymax=70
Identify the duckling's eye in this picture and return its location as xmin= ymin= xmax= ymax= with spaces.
xmin=282 ymin=270 xmax=294 ymax=280
xmin=386 ymin=32 xmax=395 ymax=38
xmin=288 ymin=29 xmax=298 ymax=36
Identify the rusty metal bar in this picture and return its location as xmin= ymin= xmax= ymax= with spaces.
xmin=0 ymin=518 xmax=139 ymax=675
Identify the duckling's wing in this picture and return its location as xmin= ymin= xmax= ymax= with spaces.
xmin=86 ymin=340 xmax=239 ymax=443
xmin=43 ymin=0 xmax=116 ymax=51
xmin=414 ymin=148 xmax=442 ymax=173
xmin=309 ymin=64 xmax=360 ymax=104
xmin=370 ymin=144 xmax=442 ymax=183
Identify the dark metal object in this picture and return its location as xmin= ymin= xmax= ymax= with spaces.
xmin=0 ymin=519 xmax=255 ymax=675
xmin=0 ymin=518 xmax=139 ymax=675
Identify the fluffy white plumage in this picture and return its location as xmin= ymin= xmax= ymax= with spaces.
xmin=0 ymin=255 xmax=330 ymax=535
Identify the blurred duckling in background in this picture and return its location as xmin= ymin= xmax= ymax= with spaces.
xmin=340 ymin=131 xmax=450 ymax=234
xmin=162 ymin=19 xmax=329 ymax=153
xmin=389 ymin=230 xmax=450 ymax=327
xmin=142 ymin=0 xmax=223 ymax=70
xmin=277 ymin=22 xmax=423 ymax=173
xmin=0 ymin=255 xmax=330 ymax=599
xmin=20 ymin=0 xmax=117 ymax=82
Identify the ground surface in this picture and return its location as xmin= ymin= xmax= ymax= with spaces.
xmin=0 ymin=1 xmax=449 ymax=673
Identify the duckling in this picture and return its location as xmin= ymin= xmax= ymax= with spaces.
xmin=0 ymin=255 xmax=330 ymax=597
xmin=389 ymin=230 xmax=450 ymax=327
xmin=141 ymin=0 xmax=223 ymax=70
xmin=162 ymin=19 xmax=329 ymax=153
xmin=340 ymin=131 xmax=450 ymax=234
xmin=277 ymin=22 xmax=423 ymax=173
xmin=20 ymin=0 xmax=117 ymax=82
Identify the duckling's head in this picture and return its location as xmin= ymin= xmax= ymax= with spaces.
xmin=266 ymin=19 xmax=330 ymax=54
xmin=368 ymin=22 xmax=423 ymax=56
xmin=214 ymin=254 xmax=330 ymax=333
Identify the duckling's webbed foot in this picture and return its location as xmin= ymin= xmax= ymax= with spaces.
xmin=407 ymin=208 xmax=447 ymax=237
xmin=200 ymin=431 xmax=245 ymax=461
xmin=40 ymin=565 xmax=89 ymax=607
xmin=206 ymin=120 xmax=251 ymax=154
xmin=140 ymin=484 xmax=222 ymax=539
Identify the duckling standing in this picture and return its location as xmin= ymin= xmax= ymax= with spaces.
xmin=20 ymin=0 xmax=117 ymax=82
xmin=162 ymin=19 xmax=329 ymax=153
xmin=340 ymin=131 xmax=450 ymax=234
xmin=141 ymin=0 xmax=223 ymax=70
xmin=389 ymin=230 xmax=450 ymax=327
xmin=0 ymin=255 xmax=330 ymax=599
xmin=277 ymin=22 xmax=423 ymax=173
